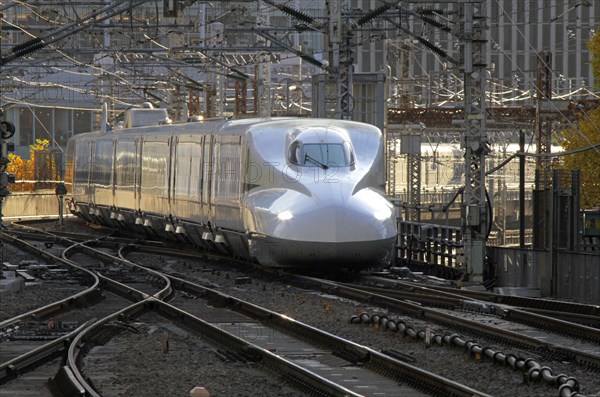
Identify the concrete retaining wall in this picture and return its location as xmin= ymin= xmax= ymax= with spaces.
xmin=2 ymin=191 xmax=65 ymax=220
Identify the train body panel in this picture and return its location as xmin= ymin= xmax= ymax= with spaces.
xmin=113 ymin=135 xmax=138 ymax=212
xmin=171 ymin=133 xmax=205 ymax=222
xmin=139 ymin=133 xmax=171 ymax=216
xmin=65 ymin=116 xmax=396 ymax=270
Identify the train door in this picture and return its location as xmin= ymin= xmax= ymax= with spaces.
xmin=110 ymin=139 xmax=116 ymax=208
xmin=198 ymin=134 xmax=205 ymax=217
xmin=168 ymin=135 xmax=175 ymax=217
xmin=234 ymin=135 xmax=245 ymax=228
xmin=201 ymin=134 xmax=214 ymax=222
xmin=139 ymin=134 xmax=170 ymax=215
xmin=72 ymin=138 xmax=93 ymax=202
xmin=212 ymin=134 xmax=243 ymax=229
xmin=110 ymin=140 xmax=116 ymax=199
xmin=173 ymin=134 xmax=203 ymax=221
xmin=88 ymin=140 xmax=96 ymax=202
xmin=134 ymin=136 xmax=142 ymax=213
xmin=64 ymin=139 xmax=75 ymax=194
xmin=114 ymin=136 xmax=137 ymax=211
xmin=91 ymin=137 xmax=114 ymax=208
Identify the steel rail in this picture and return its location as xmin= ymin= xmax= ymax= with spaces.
xmin=66 ymin=242 xmax=172 ymax=301
xmin=358 ymin=278 xmax=600 ymax=340
xmin=9 ymin=221 xmax=161 ymax=247
xmin=0 ymin=320 xmax=94 ymax=383
xmin=11 ymin=220 xmax=174 ymax=302
xmin=0 ymin=226 xmax=173 ymax=395
xmin=352 ymin=312 xmax=588 ymax=397
xmin=519 ymin=308 xmax=600 ymax=328
xmin=0 ymin=232 xmax=101 ymax=330
xmin=119 ymin=246 xmax=490 ymax=396
xmin=64 ymin=298 xmax=366 ymax=397
xmin=6 ymin=221 xmax=174 ymax=303
xmin=365 ymin=276 xmax=600 ymax=317
xmin=163 ymin=274 xmax=490 ymax=397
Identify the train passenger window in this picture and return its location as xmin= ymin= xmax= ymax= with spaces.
xmin=288 ymin=141 xmax=355 ymax=168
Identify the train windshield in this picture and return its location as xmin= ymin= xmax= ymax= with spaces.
xmin=289 ymin=141 xmax=355 ymax=168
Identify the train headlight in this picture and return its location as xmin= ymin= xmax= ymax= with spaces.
xmin=278 ymin=210 xmax=294 ymax=220
xmin=374 ymin=207 xmax=392 ymax=221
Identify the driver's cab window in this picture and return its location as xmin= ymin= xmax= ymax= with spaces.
xmin=288 ymin=140 xmax=355 ymax=168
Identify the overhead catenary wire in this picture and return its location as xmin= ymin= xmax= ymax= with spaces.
xmin=2 ymin=1 xmax=598 ymax=146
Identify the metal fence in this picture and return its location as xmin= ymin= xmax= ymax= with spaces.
xmin=397 ymin=219 xmax=599 ymax=303
xmin=395 ymin=220 xmax=464 ymax=279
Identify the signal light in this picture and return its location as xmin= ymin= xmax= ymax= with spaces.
xmin=0 ymin=120 xmax=15 ymax=139
xmin=0 ymin=119 xmax=16 ymax=197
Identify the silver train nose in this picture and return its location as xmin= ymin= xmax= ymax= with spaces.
xmin=247 ymin=188 xmax=396 ymax=269
xmin=276 ymin=188 xmax=395 ymax=242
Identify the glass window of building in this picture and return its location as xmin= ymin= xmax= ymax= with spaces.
xmin=19 ymin=108 xmax=34 ymax=146
xmin=74 ymin=110 xmax=92 ymax=134
xmin=34 ymin=108 xmax=53 ymax=143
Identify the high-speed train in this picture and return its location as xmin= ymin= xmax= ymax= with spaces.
xmin=64 ymin=109 xmax=396 ymax=270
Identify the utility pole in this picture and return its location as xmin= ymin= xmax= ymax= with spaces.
xmin=338 ymin=6 xmax=353 ymax=120
xmin=0 ymin=117 xmax=16 ymax=265
xmin=460 ymin=1 xmax=489 ymax=285
xmin=535 ymin=51 xmax=553 ymax=189
xmin=166 ymin=2 xmax=187 ymax=122
xmin=207 ymin=23 xmax=225 ymax=118
xmin=330 ymin=1 xmax=395 ymax=120
xmin=256 ymin=1 xmax=272 ymax=118
xmin=519 ymin=129 xmax=527 ymax=285
xmin=401 ymin=128 xmax=422 ymax=222
xmin=326 ymin=0 xmax=342 ymax=118
xmin=494 ymin=144 xmax=508 ymax=246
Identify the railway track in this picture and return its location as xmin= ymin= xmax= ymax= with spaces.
xmin=2 ymin=223 xmax=493 ymax=397
xmin=0 ymin=232 xmax=160 ymax=386
xmin=2 ymin=219 xmax=599 ymax=396
xmin=121 ymin=247 xmax=600 ymax=397
xmin=297 ymin=277 xmax=600 ymax=360
xmin=343 ymin=278 xmax=600 ymax=342
xmin=362 ymin=275 xmax=600 ymax=327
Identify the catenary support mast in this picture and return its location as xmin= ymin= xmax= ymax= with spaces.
xmin=460 ymin=1 xmax=489 ymax=284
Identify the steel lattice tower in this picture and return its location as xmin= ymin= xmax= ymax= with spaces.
xmin=460 ymin=1 xmax=489 ymax=283
xmin=535 ymin=51 xmax=553 ymax=189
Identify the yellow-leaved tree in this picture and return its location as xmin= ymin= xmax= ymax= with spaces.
xmin=561 ymin=111 xmax=600 ymax=208
xmin=560 ymin=30 xmax=600 ymax=209
xmin=6 ymin=139 xmax=51 ymax=192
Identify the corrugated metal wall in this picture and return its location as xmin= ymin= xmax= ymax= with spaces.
xmin=491 ymin=247 xmax=599 ymax=304
xmin=555 ymin=253 xmax=600 ymax=304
